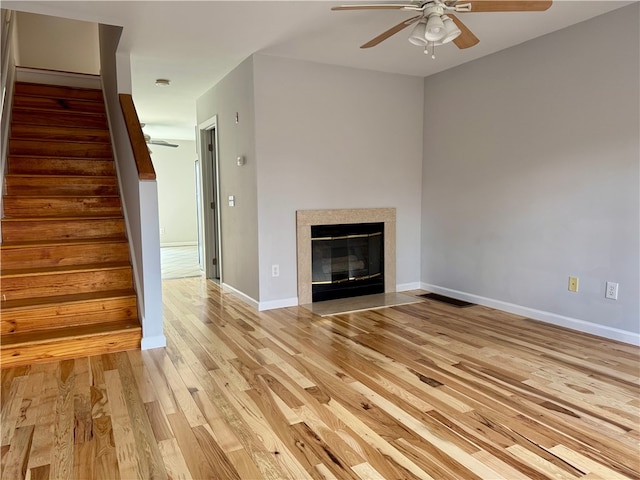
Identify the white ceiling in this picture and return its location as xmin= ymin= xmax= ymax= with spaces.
xmin=5 ymin=1 xmax=633 ymax=140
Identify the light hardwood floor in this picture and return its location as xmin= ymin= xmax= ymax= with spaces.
xmin=2 ymin=277 xmax=639 ymax=479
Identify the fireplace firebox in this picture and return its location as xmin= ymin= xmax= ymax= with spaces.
xmin=311 ymin=222 xmax=384 ymax=302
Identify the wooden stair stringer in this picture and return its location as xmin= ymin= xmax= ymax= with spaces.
xmin=0 ymin=80 xmax=142 ymax=368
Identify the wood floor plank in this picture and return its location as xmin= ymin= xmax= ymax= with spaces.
xmin=1 ymin=424 xmax=34 ymax=480
xmin=112 ymin=352 xmax=168 ymax=479
xmin=157 ymin=437 xmax=191 ymax=480
xmin=166 ymin=410 xmax=220 ymax=479
xmin=28 ymin=464 xmax=50 ymax=480
xmin=227 ymin=448 xmax=268 ymax=480
xmin=1 ymin=375 xmax=27 ymax=446
xmin=50 ymin=360 xmax=74 ymax=480
xmin=191 ymin=425 xmax=243 ymax=480
xmin=208 ymin=368 xmax=313 ymax=479
xmin=72 ymin=359 xmax=92 ymax=445
xmin=1 ymin=277 xmax=638 ymax=479
xmin=92 ymin=415 xmax=120 ymax=480
xmin=104 ymin=368 xmax=142 ymax=479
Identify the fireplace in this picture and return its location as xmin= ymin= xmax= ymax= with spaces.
xmin=296 ymin=208 xmax=396 ymax=304
xmin=311 ymin=222 xmax=384 ymax=302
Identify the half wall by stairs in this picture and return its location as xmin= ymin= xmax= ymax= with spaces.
xmin=1 ymin=81 xmax=142 ymax=368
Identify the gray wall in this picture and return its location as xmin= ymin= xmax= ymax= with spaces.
xmin=421 ymin=4 xmax=639 ymax=340
xmin=253 ymin=55 xmax=424 ymax=305
xmin=196 ymin=57 xmax=259 ymax=301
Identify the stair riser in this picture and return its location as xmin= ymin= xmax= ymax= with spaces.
xmin=13 ymin=95 xmax=106 ymax=114
xmin=1 ymin=268 xmax=134 ymax=301
xmin=8 ymin=157 xmax=116 ymax=176
xmin=1 ymin=297 xmax=137 ymax=335
xmin=5 ymin=176 xmax=118 ymax=196
xmin=11 ymin=110 xmax=108 ymax=129
xmin=0 ymin=329 xmax=141 ymax=368
xmin=9 ymin=140 xmax=113 ymax=158
xmin=3 ymin=197 xmax=122 ymax=218
xmin=11 ymin=124 xmax=111 ymax=143
xmin=1 ymin=218 xmax=126 ymax=242
xmin=14 ymin=82 xmax=104 ymax=102
xmin=0 ymin=242 xmax=129 ymax=270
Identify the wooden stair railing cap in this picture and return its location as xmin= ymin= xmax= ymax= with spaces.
xmin=119 ymin=94 xmax=156 ymax=181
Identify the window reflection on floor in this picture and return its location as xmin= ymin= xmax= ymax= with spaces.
xmin=160 ymin=246 xmax=202 ymax=279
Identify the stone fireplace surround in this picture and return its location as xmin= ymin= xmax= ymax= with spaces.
xmin=296 ymin=208 xmax=396 ymax=305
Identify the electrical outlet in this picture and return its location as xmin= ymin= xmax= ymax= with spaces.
xmin=568 ymin=276 xmax=579 ymax=292
xmin=605 ymin=281 xmax=619 ymax=300
xmin=272 ymin=264 xmax=279 ymax=277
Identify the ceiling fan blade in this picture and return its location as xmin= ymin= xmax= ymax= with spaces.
xmin=149 ymin=140 xmax=179 ymax=148
xmin=461 ymin=0 xmax=552 ymax=12
xmin=449 ymin=14 xmax=479 ymax=49
xmin=332 ymin=4 xmax=417 ymax=11
xmin=360 ymin=14 xmax=422 ymax=48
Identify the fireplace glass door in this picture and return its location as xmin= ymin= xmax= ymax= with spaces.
xmin=311 ymin=223 xmax=384 ymax=302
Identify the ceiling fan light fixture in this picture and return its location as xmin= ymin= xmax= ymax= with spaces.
xmin=440 ymin=15 xmax=462 ymax=44
xmin=425 ymin=14 xmax=446 ymax=42
xmin=408 ymin=20 xmax=428 ymax=46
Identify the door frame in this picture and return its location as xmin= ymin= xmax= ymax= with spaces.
xmin=197 ymin=115 xmax=222 ymax=281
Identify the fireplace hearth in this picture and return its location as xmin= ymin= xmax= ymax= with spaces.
xmin=311 ymin=222 xmax=384 ymax=302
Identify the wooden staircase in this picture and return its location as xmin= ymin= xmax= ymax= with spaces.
xmin=1 ymin=81 xmax=142 ymax=368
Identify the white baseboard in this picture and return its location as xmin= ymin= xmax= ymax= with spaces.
xmin=397 ymin=282 xmax=421 ymax=292
xmin=160 ymin=241 xmax=198 ymax=248
xmin=16 ymin=67 xmax=101 ymax=89
xmin=221 ymin=284 xmax=297 ymax=311
xmin=141 ymin=334 xmax=167 ymax=350
xmin=421 ymin=283 xmax=640 ymax=346
xmin=222 ymin=283 xmax=259 ymax=310
xmin=259 ymin=297 xmax=298 ymax=311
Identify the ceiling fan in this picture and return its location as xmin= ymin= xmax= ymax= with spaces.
xmin=140 ymin=124 xmax=179 ymax=148
xmin=144 ymin=135 xmax=179 ymax=148
xmin=332 ymin=0 xmax=552 ymax=58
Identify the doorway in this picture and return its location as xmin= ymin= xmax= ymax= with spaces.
xmin=198 ymin=116 xmax=222 ymax=282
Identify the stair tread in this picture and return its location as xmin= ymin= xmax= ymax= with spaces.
xmin=15 ymin=82 xmax=103 ymax=96
xmin=1 ymin=319 xmax=141 ymax=347
xmin=5 ymin=174 xmax=116 ymax=180
xmin=1 ymin=236 xmax=127 ymax=249
xmin=1 ymin=288 xmax=136 ymax=310
xmin=10 ymin=138 xmax=112 ymax=146
xmin=10 ymin=124 xmax=111 ymax=139
xmin=3 ymin=195 xmax=121 ymax=199
xmin=1 ymin=261 xmax=131 ymax=278
xmin=11 ymin=106 xmax=106 ymax=116
xmin=2 ymin=215 xmax=124 ymax=221
xmin=11 ymin=107 xmax=106 ymax=116
xmin=8 ymin=154 xmax=114 ymax=161
xmin=11 ymin=123 xmax=109 ymax=134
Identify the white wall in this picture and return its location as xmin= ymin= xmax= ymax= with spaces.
xmin=151 ymin=140 xmax=198 ymax=246
xmin=100 ymin=24 xmax=165 ymax=350
xmin=16 ymin=11 xmax=99 ymax=74
xmin=1 ymin=9 xmax=18 ymax=218
xmin=253 ymin=55 xmax=424 ymax=306
xmin=421 ymin=4 xmax=640 ymax=344
xmin=196 ymin=57 xmax=260 ymax=301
